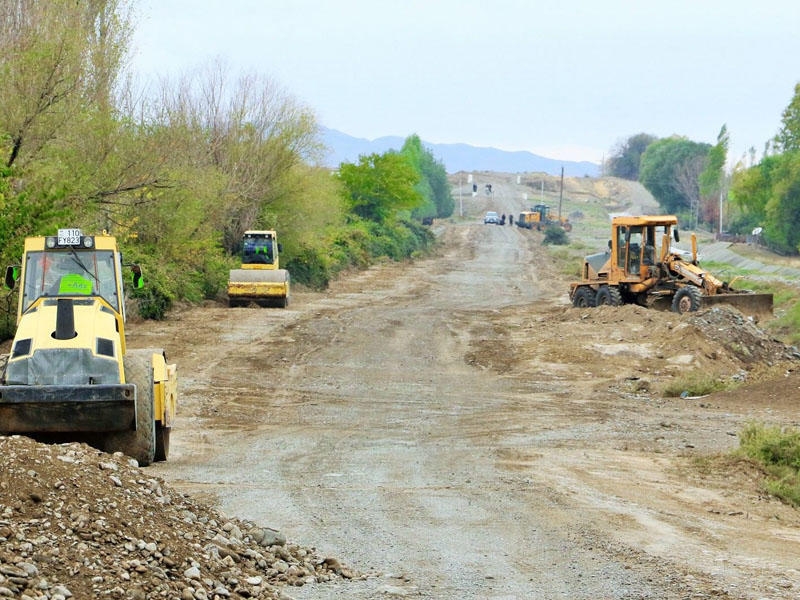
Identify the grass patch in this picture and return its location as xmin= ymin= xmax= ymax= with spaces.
xmin=545 ymin=243 xmax=589 ymax=279
xmin=755 ymin=280 xmax=800 ymax=345
xmin=736 ymin=422 xmax=800 ymax=507
xmin=699 ymin=260 xmax=761 ymax=279
xmin=662 ymin=372 xmax=733 ymax=397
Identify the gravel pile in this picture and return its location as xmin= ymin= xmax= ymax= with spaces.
xmin=687 ymin=305 xmax=799 ymax=365
xmin=0 ymin=435 xmax=356 ymax=600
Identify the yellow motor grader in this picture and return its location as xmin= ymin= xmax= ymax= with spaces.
xmin=0 ymin=228 xmax=177 ymax=466
xmin=517 ymin=204 xmax=572 ymax=232
xmin=227 ymin=230 xmax=290 ymax=308
xmin=569 ymin=215 xmax=773 ymax=316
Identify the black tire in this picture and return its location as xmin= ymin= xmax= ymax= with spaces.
xmin=155 ymin=424 xmax=170 ymax=462
xmin=672 ymin=286 xmax=702 ymax=313
xmin=572 ymin=287 xmax=596 ymax=308
xmin=106 ymin=350 xmax=156 ymax=466
xmin=595 ymin=286 xmax=622 ymax=306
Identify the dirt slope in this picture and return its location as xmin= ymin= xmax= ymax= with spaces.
xmin=3 ymin=175 xmax=800 ymax=599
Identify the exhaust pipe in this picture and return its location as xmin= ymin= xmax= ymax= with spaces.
xmin=53 ymin=298 xmax=77 ymax=340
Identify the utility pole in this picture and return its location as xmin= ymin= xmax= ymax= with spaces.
xmin=459 ymin=174 xmax=463 ymax=218
xmin=558 ymin=166 xmax=564 ymax=218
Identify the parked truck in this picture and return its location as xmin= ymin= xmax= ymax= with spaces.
xmin=569 ymin=215 xmax=773 ymax=315
xmin=0 ymin=228 xmax=177 ymax=465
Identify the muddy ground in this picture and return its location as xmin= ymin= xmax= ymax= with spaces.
xmin=4 ymin=174 xmax=800 ymax=599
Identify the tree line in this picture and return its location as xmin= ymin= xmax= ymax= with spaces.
xmin=606 ymin=84 xmax=800 ymax=255
xmin=0 ymin=1 xmax=452 ymax=334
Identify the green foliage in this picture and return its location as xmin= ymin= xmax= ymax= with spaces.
xmin=542 ymin=226 xmax=569 ymax=245
xmin=400 ymin=134 xmax=454 ymax=219
xmin=700 ymin=126 xmax=728 ymax=192
xmin=334 ymin=218 xmax=433 ymax=267
xmin=774 ymin=82 xmax=800 ymax=153
xmin=737 ymin=422 xmax=800 ymax=507
xmin=337 ymin=152 xmax=423 ymax=222
xmin=699 ymin=125 xmax=728 ymax=225
xmin=606 ymin=133 xmax=658 ymax=180
xmin=639 ymin=136 xmax=711 ymax=219
xmin=728 ymin=154 xmax=783 ymax=233
xmin=283 ymin=244 xmax=331 ymax=291
xmin=0 ymin=3 xmax=441 ymax=332
xmin=285 ymin=216 xmax=435 ymax=291
xmin=127 ymin=263 xmax=175 ymax=321
xmin=763 ymin=152 xmax=800 ymax=254
xmin=727 ymin=83 xmax=800 ymax=253
xmin=731 ymin=152 xmax=800 ymax=254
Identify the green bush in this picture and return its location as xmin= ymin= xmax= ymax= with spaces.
xmin=737 ymin=422 xmax=800 ymax=507
xmin=128 ymin=267 xmax=174 ymax=320
xmin=662 ymin=372 xmax=731 ymax=397
xmin=0 ymin=291 xmax=18 ymax=340
xmin=284 ymin=245 xmax=331 ymax=290
xmin=543 ymin=226 xmax=569 ymax=245
xmin=193 ymin=254 xmax=233 ymax=301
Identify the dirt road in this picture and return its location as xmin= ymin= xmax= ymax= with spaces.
xmin=131 ymin=180 xmax=800 ymax=599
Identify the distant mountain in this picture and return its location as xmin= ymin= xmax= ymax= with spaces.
xmin=319 ymin=127 xmax=600 ymax=177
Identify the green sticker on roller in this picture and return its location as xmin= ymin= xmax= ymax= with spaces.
xmin=58 ymin=273 xmax=93 ymax=295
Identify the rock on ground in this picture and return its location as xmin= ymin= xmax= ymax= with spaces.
xmin=0 ymin=435 xmax=356 ymax=599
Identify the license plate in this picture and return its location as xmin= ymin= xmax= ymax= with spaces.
xmin=57 ymin=228 xmax=82 ymax=245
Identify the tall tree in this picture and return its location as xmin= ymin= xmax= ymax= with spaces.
xmin=763 ymin=152 xmax=800 ymax=254
xmin=0 ymin=0 xmax=137 ymax=254
xmin=400 ymin=134 xmax=453 ymax=219
xmin=0 ymin=0 xmax=133 ymax=169
xmin=606 ymin=133 xmax=658 ymax=180
xmin=698 ymin=125 xmax=729 ymax=229
xmin=338 ymin=152 xmax=422 ymax=223
xmin=146 ymin=62 xmax=323 ymax=253
xmin=639 ymin=136 xmax=710 ymax=222
xmin=774 ymin=82 xmax=800 ymax=153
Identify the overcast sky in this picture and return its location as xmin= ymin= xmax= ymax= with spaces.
xmin=129 ymin=0 xmax=800 ymax=165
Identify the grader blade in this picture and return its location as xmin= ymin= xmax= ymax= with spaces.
xmin=700 ymin=292 xmax=774 ymax=317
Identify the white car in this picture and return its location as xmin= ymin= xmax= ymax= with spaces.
xmin=484 ymin=211 xmax=500 ymax=224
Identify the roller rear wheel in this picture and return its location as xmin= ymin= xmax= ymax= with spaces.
xmin=105 ymin=350 xmax=156 ymax=466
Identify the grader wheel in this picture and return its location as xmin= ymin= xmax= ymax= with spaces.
xmin=595 ymin=286 xmax=622 ymax=306
xmin=672 ymin=286 xmax=702 ymax=313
